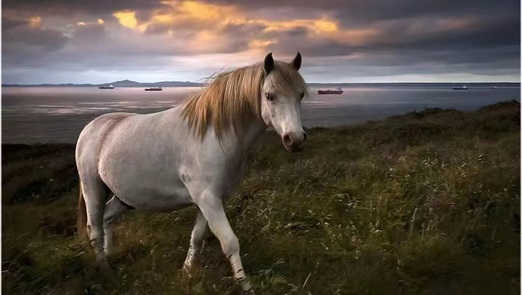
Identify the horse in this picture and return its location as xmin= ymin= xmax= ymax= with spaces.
xmin=76 ymin=52 xmax=308 ymax=293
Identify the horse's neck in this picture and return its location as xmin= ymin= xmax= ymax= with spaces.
xmin=221 ymin=119 xmax=267 ymax=160
xmin=236 ymin=118 xmax=267 ymax=154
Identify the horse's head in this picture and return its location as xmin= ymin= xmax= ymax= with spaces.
xmin=261 ymin=52 xmax=308 ymax=152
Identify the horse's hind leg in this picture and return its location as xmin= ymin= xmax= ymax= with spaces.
xmin=183 ymin=209 xmax=207 ymax=272
xmin=103 ymin=195 xmax=130 ymax=256
xmin=82 ymin=177 xmax=110 ymax=268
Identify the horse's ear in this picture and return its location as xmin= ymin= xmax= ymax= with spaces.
xmin=264 ymin=52 xmax=274 ymax=74
xmin=291 ymin=52 xmax=302 ymax=71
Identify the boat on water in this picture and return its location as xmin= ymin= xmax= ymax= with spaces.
xmin=318 ymin=87 xmax=343 ymax=95
xmin=99 ymin=85 xmax=115 ymax=89
xmin=145 ymin=87 xmax=162 ymax=91
xmin=452 ymin=85 xmax=468 ymax=90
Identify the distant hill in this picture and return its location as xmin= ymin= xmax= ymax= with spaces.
xmin=2 ymin=80 xmax=520 ymax=88
xmin=2 ymin=79 xmax=204 ymax=88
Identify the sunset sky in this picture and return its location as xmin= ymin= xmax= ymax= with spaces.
xmin=2 ymin=0 xmax=520 ymax=84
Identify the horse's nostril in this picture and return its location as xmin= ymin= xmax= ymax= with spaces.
xmin=303 ymin=132 xmax=307 ymax=141
xmin=283 ymin=134 xmax=292 ymax=146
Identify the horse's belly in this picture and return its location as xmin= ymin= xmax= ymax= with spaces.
xmin=113 ymin=185 xmax=194 ymax=211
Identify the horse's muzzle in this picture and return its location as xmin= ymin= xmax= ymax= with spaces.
xmin=282 ymin=131 xmax=307 ymax=152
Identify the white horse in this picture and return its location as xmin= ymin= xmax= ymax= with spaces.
xmin=76 ymin=52 xmax=308 ymax=293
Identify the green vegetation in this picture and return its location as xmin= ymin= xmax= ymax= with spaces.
xmin=2 ymin=101 xmax=520 ymax=294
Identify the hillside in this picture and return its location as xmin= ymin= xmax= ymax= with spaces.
xmin=2 ymin=101 xmax=520 ymax=294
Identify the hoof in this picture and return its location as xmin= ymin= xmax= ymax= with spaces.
xmin=95 ymin=256 xmax=111 ymax=271
xmin=96 ymin=262 xmax=112 ymax=275
xmin=182 ymin=263 xmax=193 ymax=277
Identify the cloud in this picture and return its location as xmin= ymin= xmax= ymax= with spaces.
xmin=264 ymin=15 xmax=520 ymax=57
xmin=2 ymin=16 xmax=69 ymax=67
xmin=2 ymin=17 xmax=27 ymax=30
xmin=1 ymin=0 xmax=519 ymax=83
xmin=113 ymin=11 xmax=139 ymax=29
xmin=2 ymin=0 xmax=164 ymax=16
xmin=198 ymin=0 xmax=519 ymax=23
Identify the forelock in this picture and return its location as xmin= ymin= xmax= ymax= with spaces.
xmin=264 ymin=61 xmax=308 ymax=96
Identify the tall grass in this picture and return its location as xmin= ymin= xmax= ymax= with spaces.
xmin=2 ymin=101 xmax=519 ymax=294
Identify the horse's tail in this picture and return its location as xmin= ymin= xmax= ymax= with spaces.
xmin=77 ymin=181 xmax=88 ymax=239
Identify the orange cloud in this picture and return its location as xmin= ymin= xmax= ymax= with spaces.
xmin=110 ymin=1 xmax=381 ymax=55
xmin=436 ymin=18 xmax=475 ymax=30
xmin=314 ymin=19 xmax=338 ymax=33
xmin=260 ymin=18 xmax=338 ymax=34
xmin=249 ymin=39 xmax=277 ymax=49
xmin=113 ymin=11 xmax=139 ymax=29
xmin=173 ymin=1 xmax=237 ymax=22
xmin=337 ymin=28 xmax=381 ymax=45
xmin=28 ymin=16 xmax=42 ymax=28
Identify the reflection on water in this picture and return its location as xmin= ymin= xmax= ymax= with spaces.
xmin=2 ymin=86 xmax=520 ymax=143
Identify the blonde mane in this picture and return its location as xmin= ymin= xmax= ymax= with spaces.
xmin=182 ymin=61 xmax=308 ymax=140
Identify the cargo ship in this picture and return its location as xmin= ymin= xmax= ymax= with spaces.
xmin=99 ymin=85 xmax=115 ymax=89
xmin=452 ymin=85 xmax=468 ymax=90
xmin=318 ymin=87 xmax=343 ymax=94
xmin=145 ymin=87 xmax=162 ymax=91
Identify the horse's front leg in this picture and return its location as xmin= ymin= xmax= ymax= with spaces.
xmin=183 ymin=209 xmax=207 ymax=272
xmin=196 ymin=191 xmax=253 ymax=293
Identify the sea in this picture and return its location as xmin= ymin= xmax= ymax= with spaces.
xmin=2 ymin=85 xmax=520 ymax=144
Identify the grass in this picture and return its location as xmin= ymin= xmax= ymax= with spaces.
xmin=2 ymin=100 xmax=520 ymax=294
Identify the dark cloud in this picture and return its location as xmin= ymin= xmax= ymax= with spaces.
xmin=363 ymin=17 xmax=520 ymax=51
xmin=221 ymin=23 xmax=267 ymax=36
xmin=1 ymin=0 xmax=519 ymax=83
xmin=2 ymin=18 xmax=69 ymax=67
xmin=2 ymin=17 xmax=27 ymax=31
xmin=2 ymin=0 xmax=164 ymax=16
xmin=264 ymin=14 xmax=519 ymax=62
xmin=201 ymin=0 xmax=519 ymax=23
xmin=72 ymin=24 xmax=106 ymax=43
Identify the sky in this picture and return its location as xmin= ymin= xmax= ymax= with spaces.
xmin=2 ymin=0 xmax=521 ymax=84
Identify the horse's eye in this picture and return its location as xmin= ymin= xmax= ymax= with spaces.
xmin=265 ymin=92 xmax=275 ymax=101
xmin=300 ymin=93 xmax=305 ymax=100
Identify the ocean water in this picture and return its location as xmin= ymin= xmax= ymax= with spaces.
xmin=2 ymin=86 xmax=520 ymax=144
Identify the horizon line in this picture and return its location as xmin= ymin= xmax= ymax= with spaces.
xmin=2 ymin=81 xmax=521 ymax=86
